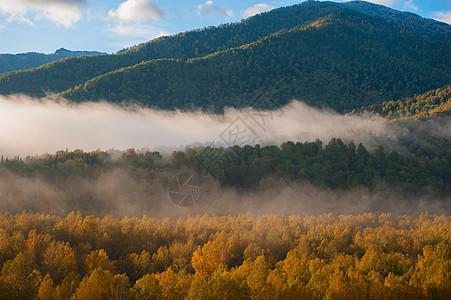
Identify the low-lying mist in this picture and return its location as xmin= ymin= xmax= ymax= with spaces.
xmin=0 ymin=166 xmax=448 ymax=218
xmin=0 ymin=94 xmax=398 ymax=157
xmin=0 ymin=94 xmax=449 ymax=217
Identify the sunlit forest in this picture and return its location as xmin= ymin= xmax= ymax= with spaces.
xmin=0 ymin=212 xmax=448 ymax=299
xmin=357 ymin=85 xmax=451 ymax=120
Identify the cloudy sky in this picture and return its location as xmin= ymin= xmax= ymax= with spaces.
xmin=0 ymin=0 xmax=449 ymax=54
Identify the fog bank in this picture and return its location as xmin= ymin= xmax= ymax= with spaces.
xmin=0 ymin=94 xmax=393 ymax=157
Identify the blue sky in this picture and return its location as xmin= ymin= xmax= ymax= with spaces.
xmin=0 ymin=0 xmax=450 ymax=54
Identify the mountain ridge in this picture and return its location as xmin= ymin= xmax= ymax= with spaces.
xmin=0 ymin=48 xmax=105 ymax=75
xmin=335 ymin=0 xmax=451 ymax=41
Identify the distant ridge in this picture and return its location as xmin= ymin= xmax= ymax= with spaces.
xmin=0 ymin=48 xmax=105 ymax=74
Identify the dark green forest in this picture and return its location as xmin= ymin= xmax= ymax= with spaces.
xmin=189 ymin=138 xmax=450 ymax=193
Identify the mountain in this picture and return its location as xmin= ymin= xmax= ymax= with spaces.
xmin=0 ymin=1 xmax=450 ymax=113
xmin=60 ymin=13 xmax=451 ymax=113
xmin=357 ymin=85 xmax=451 ymax=119
xmin=0 ymin=48 xmax=104 ymax=75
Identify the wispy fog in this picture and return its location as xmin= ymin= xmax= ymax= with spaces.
xmin=0 ymin=94 xmax=395 ymax=157
xmin=0 ymin=168 xmax=448 ymax=218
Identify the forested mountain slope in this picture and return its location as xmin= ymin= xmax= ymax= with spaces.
xmin=0 ymin=1 xmax=451 ymax=109
xmin=61 ymin=13 xmax=451 ymax=112
xmin=0 ymin=48 xmax=104 ymax=75
xmin=0 ymin=1 xmax=346 ymax=97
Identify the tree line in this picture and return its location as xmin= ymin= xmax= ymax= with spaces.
xmin=0 ymin=136 xmax=449 ymax=210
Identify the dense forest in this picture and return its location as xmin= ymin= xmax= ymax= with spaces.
xmin=0 ymin=212 xmax=448 ymax=299
xmin=357 ymin=85 xmax=451 ymax=119
xmin=189 ymin=138 xmax=450 ymax=193
xmin=0 ymin=1 xmax=449 ymax=114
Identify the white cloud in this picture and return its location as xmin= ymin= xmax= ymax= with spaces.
xmin=108 ymin=0 xmax=165 ymax=37
xmin=334 ymin=0 xmax=400 ymax=6
xmin=111 ymin=23 xmax=169 ymax=38
xmin=0 ymin=0 xmax=86 ymax=27
xmin=433 ymin=10 xmax=451 ymax=24
xmin=109 ymin=0 xmax=163 ymax=24
xmin=241 ymin=3 xmax=274 ymax=18
xmin=403 ymin=0 xmax=418 ymax=11
xmin=86 ymin=8 xmax=107 ymax=21
xmin=196 ymin=1 xmax=234 ymax=18
xmin=333 ymin=0 xmax=421 ymax=13
xmin=368 ymin=0 xmax=399 ymax=5
xmin=6 ymin=14 xmax=34 ymax=25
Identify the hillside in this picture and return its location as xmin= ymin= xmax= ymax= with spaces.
xmin=61 ymin=13 xmax=451 ymax=113
xmin=0 ymin=48 xmax=104 ymax=75
xmin=336 ymin=0 xmax=451 ymax=41
xmin=357 ymin=85 xmax=451 ymax=119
